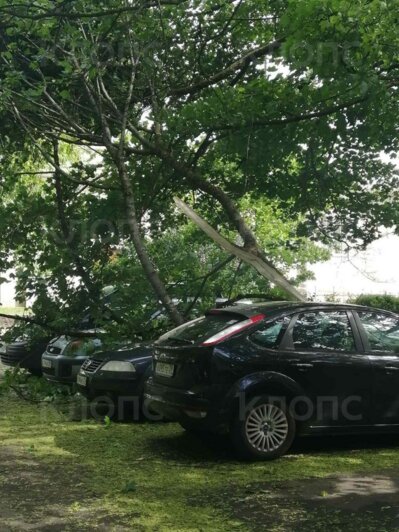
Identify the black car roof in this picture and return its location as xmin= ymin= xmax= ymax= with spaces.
xmin=210 ymin=300 xmax=398 ymax=318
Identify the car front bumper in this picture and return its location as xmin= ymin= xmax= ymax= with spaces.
xmin=42 ymin=352 xmax=87 ymax=384
xmin=76 ymin=368 xmax=142 ymax=400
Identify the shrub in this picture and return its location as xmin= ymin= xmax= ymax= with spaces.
xmin=349 ymin=294 xmax=399 ymax=313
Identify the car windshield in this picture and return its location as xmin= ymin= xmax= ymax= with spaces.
xmin=156 ymin=313 xmax=243 ymax=345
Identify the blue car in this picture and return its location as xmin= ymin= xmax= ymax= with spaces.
xmin=76 ymin=343 xmax=155 ymax=420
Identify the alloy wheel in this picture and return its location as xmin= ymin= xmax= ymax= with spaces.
xmin=245 ymin=403 xmax=289 ymax=453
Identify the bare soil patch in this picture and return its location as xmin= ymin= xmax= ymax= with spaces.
xmin=230 ymin=470 xmax=399 ymax=531
xmin=0 ymin=446 xmax=130 ymax=531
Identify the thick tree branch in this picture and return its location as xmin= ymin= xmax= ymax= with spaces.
xmin=71 ymin=46 xmax=184 ymax=325
xmin=125 ymin=134 xmax=261 ymax=251
xmin=174 ymin=198 xmax=306 ymax=301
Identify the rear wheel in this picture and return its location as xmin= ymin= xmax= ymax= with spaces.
xmin=231 ymin=395 xmax=295 ymax=460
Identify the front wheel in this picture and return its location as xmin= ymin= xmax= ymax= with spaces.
xmin=231 ymin=395 xmax=295 ymax=460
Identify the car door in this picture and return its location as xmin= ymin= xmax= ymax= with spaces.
xmin=276 ymin=310 xmax=372 ymax=428
xmin=354 ymin=311 xmax=399 ymax=426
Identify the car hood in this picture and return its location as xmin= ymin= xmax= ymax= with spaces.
xmin=93 ymin=343 xmax=154 ymax=362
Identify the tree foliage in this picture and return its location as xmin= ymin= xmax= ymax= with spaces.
xmin=0 ymin=0 xmax=398 ymax=329
xmin=349 ymin=294 xmax=399 ymax=314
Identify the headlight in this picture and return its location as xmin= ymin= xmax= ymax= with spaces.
xmin=101 ymin=361 xmax=136 ymax=373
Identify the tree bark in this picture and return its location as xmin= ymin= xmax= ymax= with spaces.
xmin=152 ymin=147 xmax=259 ymax=251
xmin=118 ymin=164 xmax=184 ymax=326
xmin=188 ymin=172 xmax=259 ymax=252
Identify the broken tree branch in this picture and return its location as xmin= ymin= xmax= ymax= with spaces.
xmin=174 ymin=198 xmax=306 ymax=302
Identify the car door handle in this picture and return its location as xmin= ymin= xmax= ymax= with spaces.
xmin=294 ymin=363 xmax=314 ymax=371
xmin=385 ymin=366 xmax=399 ymax=373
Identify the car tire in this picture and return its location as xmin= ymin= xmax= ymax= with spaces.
xmin=231 ymin=394 xmax=295 ymax=460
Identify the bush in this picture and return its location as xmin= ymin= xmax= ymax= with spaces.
xmin=349 ymin=294 xmax=399 ymax=313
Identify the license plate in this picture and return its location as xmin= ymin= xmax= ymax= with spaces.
xmin=42 ymin=359 xmax=52 ymax=369
xmin=155 ymin=362 xmax=175 ymax=378
xmin=77 ymin=374 xmax=87 ymax=387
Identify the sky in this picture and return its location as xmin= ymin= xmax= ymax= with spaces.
xmin=303 ymin=232 xmax=399 ymax=301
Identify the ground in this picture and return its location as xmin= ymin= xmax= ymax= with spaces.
xmin=1 ymin=386 xmax=399 ymax=532
xmin=0 ymin=315 xmax=16 ymax=330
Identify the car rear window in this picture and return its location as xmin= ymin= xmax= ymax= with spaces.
xmin=250 ymin=318 xmax=288 ymax=349
xmin=156 ymin=313 xmax=243 ymax=345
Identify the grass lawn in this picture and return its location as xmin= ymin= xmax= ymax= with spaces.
xmin=0 ymin=393 xmax=399 ymax=530
xmin=0 ymin=306 xmax=29 ymax=316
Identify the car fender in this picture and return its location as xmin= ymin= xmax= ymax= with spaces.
xmin=222 ymin=371 xmax=307 ymax=414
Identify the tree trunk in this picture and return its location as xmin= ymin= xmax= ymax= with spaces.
xmin=118 ymin=164 xmax=184 ymax=326
xmin=155 ymin=147 xmax=261 ymax=251
xmin=189 ymin=173 xmax=259 ymax=251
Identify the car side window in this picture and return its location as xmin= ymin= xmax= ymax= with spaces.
xmin=357 ymin=312 xmax=399 ymax=353
xmin=250 ymin=318 xmax=288 ymax=349
xmin=292 ymin=311 xmax=355 ymax=352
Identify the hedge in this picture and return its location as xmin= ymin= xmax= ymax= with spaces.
xmin=349 ymin=294 xmax=399 ymax=313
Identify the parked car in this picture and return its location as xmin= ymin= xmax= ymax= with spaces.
xmin=42 ymin=333 xmax=104 ymax=384
xmin=74 ymin=295 xmax=278 ymax=417
xmin=42 ymin=286 xmax=122 ymax=384
xmin=145 ymin=301 xmax=399 ymax=460
xmin=76 ymin=344 xmax=154 ymax=419
xmin=41 ymin=293 xmax=256 ymax=384
xmin=1 ymin=336 xmax=51 ymax=376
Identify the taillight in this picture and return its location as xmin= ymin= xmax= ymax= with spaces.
xmin=201 ymin=314 xmax=265 ymax=346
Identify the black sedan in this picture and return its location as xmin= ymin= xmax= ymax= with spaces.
xmin=145 ymin=301 xmax=399 ymax=460
xmin=76 ymin=344 xmax=155 ymax=420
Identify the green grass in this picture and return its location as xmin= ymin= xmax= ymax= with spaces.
xmin=0 ymin=306 xmax=29 ymax=316
xmin=0 ymin=395 xmax=399 ymax=530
